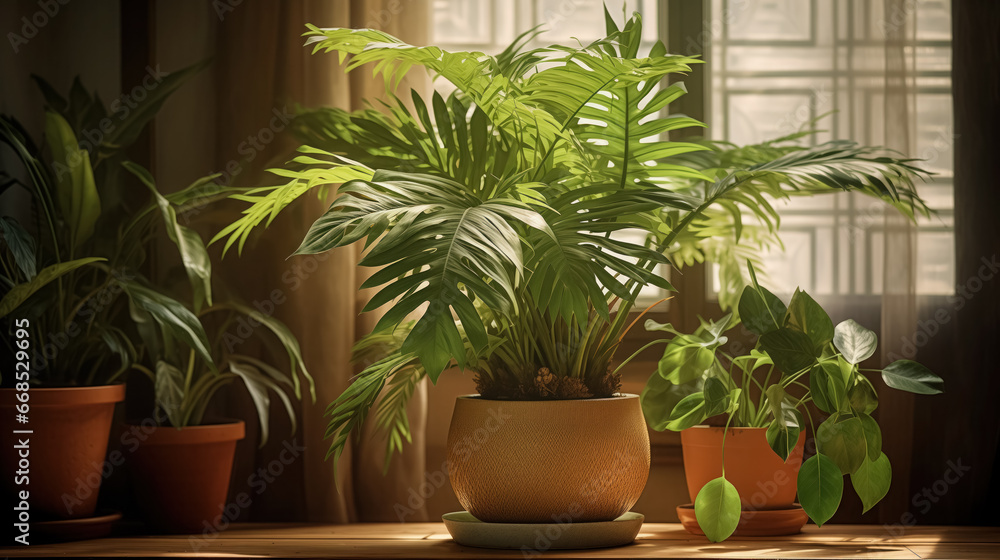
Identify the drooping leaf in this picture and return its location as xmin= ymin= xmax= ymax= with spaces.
xmin=119 ymin=280 xmax=213 ymax=365
xmin=810 ymin=361 xmax=848 ymax=413
xmin=817 ymin=414 xmax=867 ymax=475
xmin=0 ymin=257 xmax=104 ymax=318
xmin=859 ymin=413 xmax=883 ymax=460
xmin=849 ymin=378 xmax=879 ymax=414
xmin=850 ymin=452 xmax=891 ymax=513
xmin=882 ymin=360 xmax=943 ymax=395
xmin=123 ymin=161 xmax=213 ymax=311
xmin=694 ymin=477 xmax=741 ymax=543
xmin=797 ymin=452 xmax=843 ymax=527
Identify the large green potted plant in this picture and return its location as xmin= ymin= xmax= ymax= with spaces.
xmin=214 ymin=10 xmax=929 ymax=541
xmin=112 ymin=165 xmax=314 ymax=534
xmin=642 ymin=264 xmax=943 ymax=541
xmin=0 ymin=65 xmax=216 ymax=525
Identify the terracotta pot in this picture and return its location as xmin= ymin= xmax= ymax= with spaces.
xmin=681 ymin=426 xmax=805 ymax=510
xmin=126 ymin=421 xmax=245 ymax=533
xmin=0 ymin=384 xmax=125 ymax=520
xmin=446 ymin=394 xmax=650 ymax=523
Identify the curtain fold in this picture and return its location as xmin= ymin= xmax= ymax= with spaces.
xmin=198 ymin=0 xmax=430 ymax=522
xmin=878 ymin=0 xmax=918 ymax=523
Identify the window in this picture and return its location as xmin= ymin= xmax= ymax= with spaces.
xmin=431 ymin=0 xmax=954 ymax=303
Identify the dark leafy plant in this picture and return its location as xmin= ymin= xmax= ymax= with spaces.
xmin=641 ymin=262 xmax=943 ymax=541
xmin=214 ymin=10 xmax=930 ymax=467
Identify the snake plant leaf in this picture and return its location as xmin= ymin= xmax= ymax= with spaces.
xmin=122 ymin=161 xmax=213 ymax=312
xmin=0 ymin=216 xmax=37 ymax=279
xmin=851 ymin=452 xmax=892 ymax=513
xmin=817 ymin=413 xmax=867 ymax=475
xmin=759 ymin=327 xmax=818 ymax=374
xmin=784 ymin=288 xmax=833 ymax=350
xmin=882 ymin=360 xmax=944 ymax=395
xmin=833 ymin=319 xmax=878 ymax=364
xmin=694 ymin=477 xmax=741 ymax=542
xmin=44 ymin=111 xmax=101 ymax=247
xmin=798 ymin=452 xmax=843 ymax=527
xmin=0 ymin=257 xmax=104 ymax=319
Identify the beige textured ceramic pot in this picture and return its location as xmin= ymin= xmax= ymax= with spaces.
xmin=446 ymin=394 xmax=650 ymax=523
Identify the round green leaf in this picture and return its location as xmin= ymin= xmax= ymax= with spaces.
xmin=882 ymin=360 xmax=943 ymax=395
xmin=694 ymin=476 xmax=741 ymax=542
xmin=851 ymin=453 xmax=891 ymax=513
xmin=817 ymin=414 xmax=867 ymax=474
xmin=833 ymin=319 xmax=878 ymax=364
xmin=797 ymin=452 xmax=844 ymax=527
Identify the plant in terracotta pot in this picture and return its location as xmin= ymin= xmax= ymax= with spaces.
xmin=0 ymin=64 xmax=214 ymax=528
xmin=641 ymin=264 xmax=944 ymax=542
xmin=110 ymin=165 xmax=314 ymax=534
xmin=214 ymin=10 xmax=929 ymax=544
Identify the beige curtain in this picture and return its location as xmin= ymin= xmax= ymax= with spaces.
xmin=878 ymin=0 xmax=918 ymax=523
xmin=158 ymin=0 xmax=431 ymax=522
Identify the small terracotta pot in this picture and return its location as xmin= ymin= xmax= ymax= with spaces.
xmin=126 ymin=421 xmax=245 ymax=533
xmin=0 ymin=384 xmax=125 ymax=519
xmin=446 ymin=394 xmax=650 ymax=523
xmin=681 ymin=426 xmax=805 ymax=510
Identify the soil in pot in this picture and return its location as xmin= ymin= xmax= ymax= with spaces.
xmin=0 ymin=385 xmax=125 ymax=520
xmin=126 ymin=420 xmax=244 ymax=534
xmin=446 ymin=394 xmax=650 ymax=524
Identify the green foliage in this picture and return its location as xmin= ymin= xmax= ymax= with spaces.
xmin=216 ymin=11 xmax=931 ymax=468
xmin=641 ymin=262 xmax=942 ymax=540
xmin=1 ymin=71 xmax=313 ymax=448
xmin=694 ymin=477 xmax=741 ymax=542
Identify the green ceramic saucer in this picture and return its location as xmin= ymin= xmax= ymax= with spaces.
xmin=442 ymin=511 xmax=644 ymax=550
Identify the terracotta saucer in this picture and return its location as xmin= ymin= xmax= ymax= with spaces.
xmin=34 ymin=509 xmax=122 ymax=543
xmin=443 ymin=511 xmax=644 ymax=550
xmin=676 ymin=503 xmax=808 ymax=537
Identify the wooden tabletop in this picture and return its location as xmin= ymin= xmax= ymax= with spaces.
xmin=2 ymin=522 xmax=998 ymax=559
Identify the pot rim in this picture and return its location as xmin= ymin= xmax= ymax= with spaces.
xmin=0 ymin=383 xmax=125 ymax=406
xmin=124 ymin=419 xmax=246 ymax=445
xmin=456 ymin=392 xmax=639 ymax=402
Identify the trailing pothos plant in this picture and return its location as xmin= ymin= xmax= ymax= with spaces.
xmin=641 ymin=263 xmax=944 ymax=542
xmin=214 ymin=10 xmax=931 ymax=467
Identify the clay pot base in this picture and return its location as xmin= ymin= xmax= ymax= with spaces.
xmin=676 ymin=503 xmax=808 ymax=537
xmin=34 ymin=509 xmax=122 ymax=543
xmin=443 ymin=511 xmax=644 ymax=550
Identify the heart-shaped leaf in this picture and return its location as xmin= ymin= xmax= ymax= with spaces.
xmin=817 ymin=414 xmax=867 ymax=474
xmin=851 ymin=452 xmax=891 ymax=513
xmin=882 ymin=360 xmax=943 ymax=395
xmin=785 ymin=288 xmax=834 ymax=350
xmin=833 ymin=319 xmax=878 ymax=364
xmin=797 ymin=452 xmax=843 ymax=526
xmin=859 ymin=413 xmax=882 ymax=460
xmin=810 ymin=361 xmax=847 ymax=413
xmin=759 ymin=327 xmax=818 ymax=374
xmin=694 ymin=477 xmax=741 ymax=542
xmin=738 ymin=284 xmax=786 ymax=336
